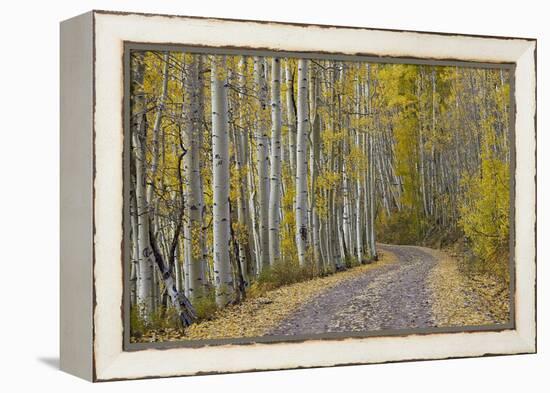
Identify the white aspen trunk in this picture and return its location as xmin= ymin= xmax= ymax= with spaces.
xmin=174 ymin=245 xmax=182 ymax=293
xmin=431 ymin=68 xmax=438 ymax=222
xmin=419 ymin=71 xmax=432 ymax=217
xmin=195 ymin=59 xmax=208 ymax=287
xmin=355 ymin=133 xmax=363 ymax=263
xmin=147 ymin=56 xmax=168 ymax=311
xmin=254 ymin=56 xmax=271 ymax=271
xmin=131 ymin=53 xmax=154 ymax=318
xmin=148 ymin=220 xmax=197 ymax=327
xmin=133 ymin=125 xmax=155 ymax=317
xmin=295 ymin=59 xmax=309 ymax=266
xmin=211 ymin=55 xmax=234 ymax=307
xmin=232 ymin=126 xmax=250 ymax=285
xmin=365 ymin=136 xmax=375 ymax=259
xmin=363 ymin=65 xmax=377 ymax=260
xmin=247 ymin=145 xmax=261 ymax=275
xmin=157 ymin=216 xmax=170 ymax=263
xmin=146 ymin=52 xmax=169 ymax=208
xmin=177 ymin=239 xmax=185 ymax=293
xmin=183 ymin=222 xmax=191 ymax=298
xmin=319 ymin=218 xmax=328 ymax=269
xmin=227 ymin=66 xmax=249 ymax=289
xmin=236 ymin=56 xmax=255 ymax=279
xmin=368 ymin=131 xmax=377 ymax=258
xmin=309 ymin=67 xmax=322 ymax=269
xmin=373 ymin=133 xmax=391 ymax=215
xmin=377 ymin=130 xmax=397 ymax=213
xmin=182 ymin=55 xmax=205 ymax=302
xmin=349 ymin=183 xmax=357 ymax=259
xmin=285 ymin=61 xmax=297 ymax=179
xmin=368 ymin=65 xmax=377 ymax=259
xmin=329 ymin=183 xmax=340 ymax=269
xmin=330 ymin=62 xmax=343 ymax=268
xmin=416 ymin=76 xmax=428 ymax=217
xmin=327 ymin=188 xmax=340 ymax=269
xmin=227 ymin=84 xmax=248 ymax=300
xmin=342 ymin=161 xmax=352 ymax=256
xmin=363 ymin=133 xmax=373 ymax=259
xmin=337 ymin=201 xmax=347 ymax=263
xmin=354 ymin=68 xmax=364 ymax=262
xmin=130 ymin=186 xmax=139 ymax=306
xmin=268 ymin=58 xmax=282 ymax=265
xmin=338 ymin=65 xmax=352 ymax=261
xmin=145 ymin=53 xmax=170 ymax=312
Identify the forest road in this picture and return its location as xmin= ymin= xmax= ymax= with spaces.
xmin=268 ymin=244 xmax=438 ymax=336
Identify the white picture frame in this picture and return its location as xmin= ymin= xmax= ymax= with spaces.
xmin=60 ymin=10 xmax=536 ymax=381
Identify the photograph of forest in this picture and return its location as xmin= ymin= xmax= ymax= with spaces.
xmin=127 ymin=49 xmax=512 ymax=344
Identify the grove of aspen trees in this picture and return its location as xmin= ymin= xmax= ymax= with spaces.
xmin=129 ymin=51 xmax=511 ymax=333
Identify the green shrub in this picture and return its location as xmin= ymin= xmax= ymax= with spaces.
xmin=192 ymin=288 xmax=218 ymax=321
xmin=250 ymin=252 xmax=322 ymax=296
xmin=455 ymin=238 xmax=510 ymax=285
xmin=458 ymin=148 xmax=510 ymax=282
xmin=344 ymin=255 xmax=360 ymax=269
xmin=130 ymin=305 xmax=146 ymax=338
xmin=376 ymin=208 xmax=426 ymax=245
xmin=130 ymin=303 xmax=181 ymax=337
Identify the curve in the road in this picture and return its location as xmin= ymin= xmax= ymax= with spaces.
xmin=268 ymin=244 xmax=438 ymax=336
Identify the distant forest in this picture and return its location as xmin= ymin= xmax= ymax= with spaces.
xmin=129 ymin=51 xmax=511 ymax=329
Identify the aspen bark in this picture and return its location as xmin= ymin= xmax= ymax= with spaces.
xmin=145 ymin=52 xmax=169 ymax=209
xmin=182 ymin=55 xmax=205 ymax=302
xmin=355 ymin=131 xmax=364 ymax=262
xmin=133 ymin=125 xmax=155 ymax=316
xmin=354 ymin=69 xmax=364 ymax=262
xmin=295 ymin=59 xmax=309 ymax=266
xmin=148 ymin=220 xmax=197 ymax=327
xmin=309 ymin=66 xmax=322 ymax=269
xmin=268 ymin=58 xmax=282 ymax=265
xmin=131 ymin=53 xmax=154 ymax=317
xmin=364 ymin=64 xmax=377 ymax=259
xmin=235 ymin=56 xmax=254 ymax=280
xmin=211 ymin=55 xmax=234 ymax=307
xmin=254 ymin=56 xmax=271 ymax=271
xmin=285 ymin=61 xmax=297 ymax=179
xmin=129 ymin=184 xmax=139 ymax=306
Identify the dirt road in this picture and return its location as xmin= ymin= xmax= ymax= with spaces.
xmin=269 ymin=244 xmax=439 ymax=335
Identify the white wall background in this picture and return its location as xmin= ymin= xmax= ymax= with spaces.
xmin=0 ymin=0 xmax=546 ymax=390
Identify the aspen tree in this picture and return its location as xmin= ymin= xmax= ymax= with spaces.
xmin=182 ymin=54 xmax=205 ymax=301
xmin=285 ymin=60 xmax=297 ymax=179
xmin=268 ymin=58 xmax=282 ymax=264
xmin=132 ymin=52 xmax=154 ymax=318
xmin=211 ymin=55 xmax=234 ymax=307
xmin=295 ymin=59 xmax=309 ymax=266
xmin=254 ymin=56 xmax=271 ymax=271
xmin=309 ymin=63 xmax=322 ymax=269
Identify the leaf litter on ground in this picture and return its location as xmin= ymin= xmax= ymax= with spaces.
xmin=134 ymin=251 xmax=398 ymax=343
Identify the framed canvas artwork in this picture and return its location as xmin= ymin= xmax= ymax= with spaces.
xmin=60 ymin=10 xmax=537 ymax=381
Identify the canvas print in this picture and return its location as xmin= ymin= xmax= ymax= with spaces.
xmin=126 ymin=49 xmax=512 ymax=344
